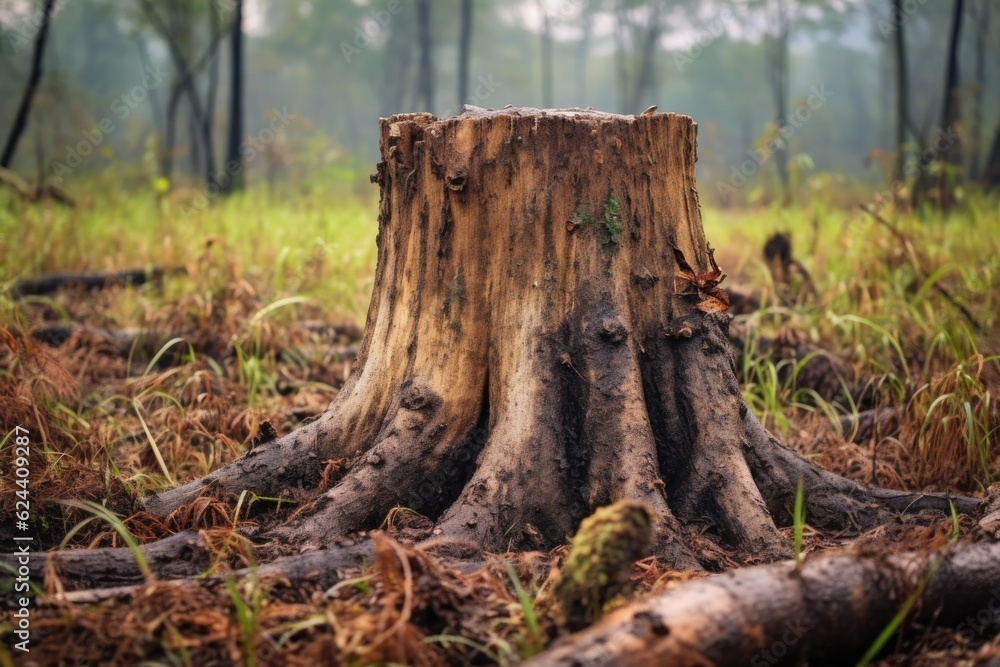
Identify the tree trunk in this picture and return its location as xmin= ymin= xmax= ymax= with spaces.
xmin=576 ymin=5 xmax=593 ymax=104
xmin=204 ymin=3 xmax=221 ymax=185
xmin=457 ymin=0 xmax=472 ymax=108
xmin=940 ymin=0 xmax=964 ymax=168
xmin=222 ymin=0 xmax=244 ymax=194
xmin=613 ymin=6 xmax=629 ymax=114
xmin=416 ymin=0 xmax=434 ymax=113
xmin=187 ymin=104 xmax=202 ymax=176
xmin=766 ymin=0 xmax=791 ymax=203
xmin=628 ymin=6 xmax=661 ymax=113
xmin=135 ymin=37 xmax=166 ymax=176
xmin=988 ymin=122 xmax=1000 ymax=189
xmin=140 ymin=108 xmax=973 ymax=568
xmin=893 ymin=0 xmax=910 ymax=182
xmin=969 ymin=0 xmax=988 ymax=182
xmin=139 ymin=0 xmax=215 ymax=188
xmin=0 ymin=0 xmax=57 ymax=169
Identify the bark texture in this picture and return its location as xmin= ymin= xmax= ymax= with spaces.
xmin=140 ymin=107 xmax=974 ymax=568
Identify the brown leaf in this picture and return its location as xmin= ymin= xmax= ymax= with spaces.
xmin=696 ymin=296 xmax=730 ymax=313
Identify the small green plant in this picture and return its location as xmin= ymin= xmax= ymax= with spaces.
xmin=856 ymin=558 xmax=941 ymax=667
xmin=572 ymin=195 xmax=623 ymax=246
xmin=60 ymin=499 xmax=151 ymax=578
xmin=602 ymin=194 xmax=623 ymax=245
xmin=792 ymin=479 xmax=805 ymax=568
xmin=226 ymin=576 xmax=266 ymax=667
xmin=503 ymin=561 xmax=545 ymax=658
xmin=948 ymin=498 xmax=960 ymax=544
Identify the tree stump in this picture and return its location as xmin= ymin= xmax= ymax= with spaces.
xmin=141 ymin=107 xmax=973 ymax=568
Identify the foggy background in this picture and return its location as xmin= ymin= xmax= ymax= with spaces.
xmin=1 ymin=0 xmax=997 ymax=206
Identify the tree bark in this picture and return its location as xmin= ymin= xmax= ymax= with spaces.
xmin=0 ymin=0 xmax=57 ymax=169
xmin=525 ymin=542 xmax=1000 ymax=667
xmin=138 ymin=108 xmax=976 ymax=568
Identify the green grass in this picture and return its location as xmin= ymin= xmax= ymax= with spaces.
xmin=705 ymin=195 xmax=1000 ymax=488
xmin=0 ymin=178 xmax=379 ymax=324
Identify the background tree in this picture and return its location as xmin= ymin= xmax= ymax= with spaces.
xmin=222 ymin=0 xmax=244 ymax=194
xmin=458 ymin=0 xmax=473 ymax=107
xmin=539 ymin=0 xmax=554 ymax=108
xmin=968 ymin=0 xmax=988 ymax=182
xmin=1 ymin=0 xmax=57 ymax=169
xmin=416 ymin=0 xmax=435 ymax=113
xmin=762 ymin=0 xmax=791 ymax=201
xmin=939 ymin=0 xmax=964 ymax=168
xmin=892 ymin=0 xmax=910 ymax=182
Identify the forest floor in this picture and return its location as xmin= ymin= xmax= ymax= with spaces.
xmin=0 ymin=182 xmax=999 ymax=666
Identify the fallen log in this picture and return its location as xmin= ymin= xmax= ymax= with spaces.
xmin=11 ymin=266 xmax=184 ymax=298
xmin=0 ymin=531 xmax=209 ymax=596
xmin=525 ymin=542 xmax=1000 ymax=667
xmin=21 ymin=539 xmax=375 ymax=608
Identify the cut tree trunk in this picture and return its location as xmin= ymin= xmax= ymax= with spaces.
xmin=138 ymin=107 xmax=974 ymax=570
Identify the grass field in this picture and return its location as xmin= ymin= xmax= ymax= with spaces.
xmin=1 ymin=181 xmax=998 ymax=665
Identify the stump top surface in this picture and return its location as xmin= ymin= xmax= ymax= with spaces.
xmin=383 ymin=106 xmax=694 ymax=126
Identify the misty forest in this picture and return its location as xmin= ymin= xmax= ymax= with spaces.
xmin=1 ymin=0 xmax=1000 ymax=665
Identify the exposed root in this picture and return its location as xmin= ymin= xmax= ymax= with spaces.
xmin=743 ymin=408 xmax=981 ymax=529
xmin=649 ymin=314 xmax=789 ymax=560
xmin=272 ymin=382 xmax=483 ymax=546
xmin=435 ymin=331 xmax=578 ymax=551
xmin=141 ymin=380 xmax=387 ymax=518
xmin=571 ymin=295 xmax=701 ymax=569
